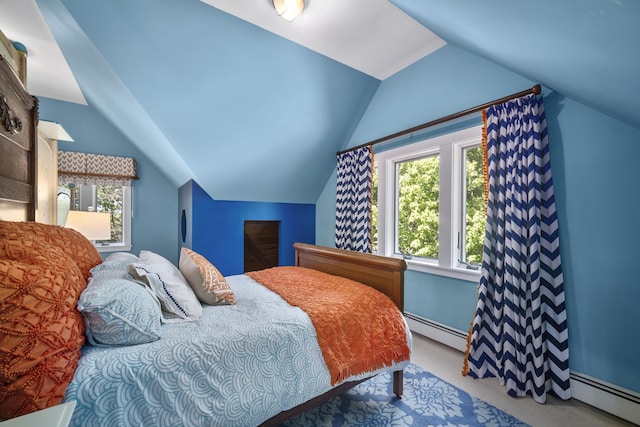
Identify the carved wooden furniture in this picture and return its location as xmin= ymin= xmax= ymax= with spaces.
xmin=0 ymin=56 xmax=38 ymax=221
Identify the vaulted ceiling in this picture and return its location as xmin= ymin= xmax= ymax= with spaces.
xmin=1 ymin=0 xmax=638 ymax=204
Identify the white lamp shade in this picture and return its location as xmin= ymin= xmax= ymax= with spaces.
xmin=65 ymin=211 xmax=111 ymax=240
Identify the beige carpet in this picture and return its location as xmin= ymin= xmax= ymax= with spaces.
xmin=409 ymin=332 xmax=634 ymax=427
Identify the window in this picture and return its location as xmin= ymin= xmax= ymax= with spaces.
xmin=57 ymin=150 xmax=137 ymax=253
xmin=374 ymin=124 xmax=485 ymax=281
xmin=57 ymin=183 xmax=132 ymax=252
xmin=460 ymin=144 xmax=486 ymax=265
xmin=397 ymin=153 xmax=440 ymax=259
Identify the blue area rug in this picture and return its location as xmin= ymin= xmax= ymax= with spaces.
xmin=281 ymin=362 xmax=530 ymax=426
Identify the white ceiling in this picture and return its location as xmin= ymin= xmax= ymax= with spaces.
xmin=0 ymin=0 xmax=86 ymax=104
xmin=0 ymin=0 xmax=445 ymax=104
xmin=200 ymin=0 xmax=446 ymax=80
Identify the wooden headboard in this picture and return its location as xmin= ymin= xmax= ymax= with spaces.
xmin=294 ymin=242 xmax=407 ymax=312
xmin=0 ymin=56 xmax=38 ymax=221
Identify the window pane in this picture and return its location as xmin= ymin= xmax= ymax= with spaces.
xmin=96 ymin=185 xmax=124 ymax=243
xmin=371 ymin=167 xmax=378 ymax=253
xmin=396 ymin=155 xmax=439 ymax=258
xmin=462 ymin=146 xmax=486 ymax=264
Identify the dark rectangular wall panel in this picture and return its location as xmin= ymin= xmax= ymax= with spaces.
xmin=244 ymin=220 xmax=279 ymax=272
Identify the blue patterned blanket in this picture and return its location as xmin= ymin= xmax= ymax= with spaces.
xmin=64 ymin=274 xmax=410 ymax=426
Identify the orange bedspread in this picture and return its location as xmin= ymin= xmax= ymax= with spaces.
xmin=247 ymin=266 xmax=410 ymax=385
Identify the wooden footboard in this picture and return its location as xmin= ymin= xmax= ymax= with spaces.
xmin=260 ymin=243 xmax=408 ymax=427
xmin=293 ymin=242 xmax=406 ymax=312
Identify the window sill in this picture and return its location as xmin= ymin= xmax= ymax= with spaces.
xmin=404 ymin=258 xmax=481 ymax=282
xmin=95 ymin=244 xmax=132 ymax=253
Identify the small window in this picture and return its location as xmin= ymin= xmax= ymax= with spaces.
xmin=57 ymin=183 xmax=132 ymax=252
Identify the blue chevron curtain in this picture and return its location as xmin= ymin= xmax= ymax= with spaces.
xmin=463 ymin=94 xmax=570 ymax=403
xmin=335 ymin=146 xmax=373 ymax=253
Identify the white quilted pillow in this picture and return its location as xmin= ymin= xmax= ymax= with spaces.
xmin=129 ymin=250 xmax=202 ymax=322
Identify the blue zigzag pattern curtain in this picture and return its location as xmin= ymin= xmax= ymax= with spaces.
xmin=463 ymin=94 xmax=570 ymax=403
xmin=335 ymin=146 xmax=373 ymax=253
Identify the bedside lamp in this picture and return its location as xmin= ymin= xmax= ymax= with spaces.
xmin=65 ymin=209 xmax=111 ymax=241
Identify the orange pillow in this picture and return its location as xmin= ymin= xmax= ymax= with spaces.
xmin=0 ymin=238 xmax=87 ymax=419
xmin=0 ymin=220 xmax=102 ymax=280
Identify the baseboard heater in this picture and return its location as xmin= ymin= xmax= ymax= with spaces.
xmin=404 ymin=312 xmax=640 ymax=425
xmin=404 ymin=312 xmax=468 ymax=352
xmin=569 ymin=371 xmax=640 ymax=425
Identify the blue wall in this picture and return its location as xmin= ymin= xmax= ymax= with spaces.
xmin=38 ymin=97 xmax=180 ymax=263
xmin=316 ymin=44 xmax=640 ymax=393
xmin=544 ymin=93 xmax=640 ymax=391
xmin=184 ymin=181 xmax=315 ymax=276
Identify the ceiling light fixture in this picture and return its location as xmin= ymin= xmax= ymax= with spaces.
xmin=273 ymin=0 xmax=304 ymax=22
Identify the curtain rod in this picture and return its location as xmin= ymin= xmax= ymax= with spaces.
xmin=337 ymin=84 xmax=541 ymax=155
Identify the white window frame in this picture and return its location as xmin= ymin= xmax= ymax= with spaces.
xmin=94 ymin=185 xmax=132 ymax=253
xmin=375 ymin=124 xmax=483 ymax=281
xmin=60 ymin=184 xmax=133 ymax=253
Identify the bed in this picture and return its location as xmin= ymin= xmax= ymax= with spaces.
xmin=0 ymin=55 xmax=411 ymax=425
xmin=0 ymin=223 xmax=410 ymax=426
